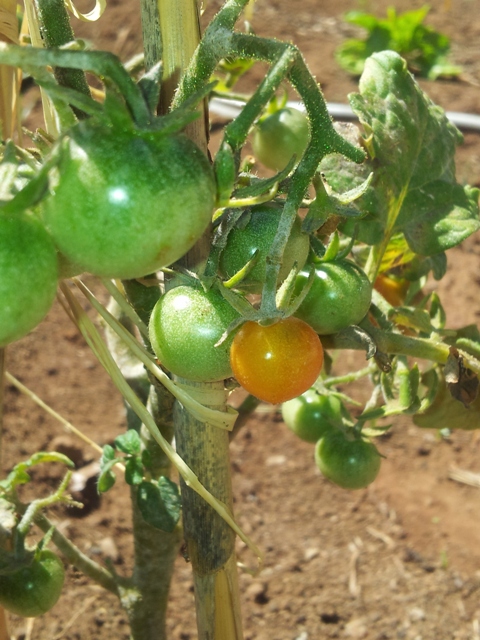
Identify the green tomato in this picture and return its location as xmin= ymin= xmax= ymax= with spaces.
xmin=41 ymin=123 xmax=216 ymax=279
xmin=0 ymin=550 xmax=65 ymax=617
xmin=219 ymin=204 xmax=310 ymax=293
xmin=252 ymin=107 xmax=310 ymax=171
xmin=281 ymin=389 xmax=345 ymax=443
xmin=149 ymin=285 xmax=240 ymax=382
xmin=0 ymin=212 xmax=58 ymax=347
xmin=315 ymin=430 xmax=381 ymax=490
xmin=294 ymin=259 xmax=372 ymax=334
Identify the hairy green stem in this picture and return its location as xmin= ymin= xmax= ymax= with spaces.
xmin=0 ymin=43 xmax=151 ymax=126
xmin=35 ymin=0 xmax=91 ymax=119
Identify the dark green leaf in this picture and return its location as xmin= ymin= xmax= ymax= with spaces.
xmin=97 ymin=459 xmax=118 ymax=493
xmin=136 ymin=477 xmax=181 ymax=533
xmin=124 ymin=457 xmax=144 ymax=486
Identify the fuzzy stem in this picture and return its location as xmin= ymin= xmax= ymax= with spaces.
xmin=35 ymin=0 xmax=91 ymax=117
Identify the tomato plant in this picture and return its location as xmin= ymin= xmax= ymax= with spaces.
xmin=0 ymin=212 xmax=58 ymax=347
xmin=149 ymin=285 xmax=240 ymax=382
xmin=0 ymin=550 xmax=65 ymax=618
xmin=314 ymin=430 xmax=381 ymax=489
xmin=230 ymin=317 xmax=324 ymax=404
xmin=1 ymin=0 xmax=480 ymax=637
xmin=42 ymin=124 xmax=216 ymax=279
xmin=252 ymin=107 xmax=310 ymax=171
xmin=281 ymin=389 xmax=346 ymax=443
xmin=294 ymin=259 xmax=372 ymax=334
xmin=219 ymin=204 xmax=310 ymax=292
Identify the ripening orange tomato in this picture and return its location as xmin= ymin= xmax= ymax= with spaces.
xmin=230 ymin=317 xmax=324 ymax=404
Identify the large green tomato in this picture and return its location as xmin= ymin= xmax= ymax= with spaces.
xmin=315 ymin=430 xmax=381 ymax=490
xmin=219 ymin=204 xmax=310 ymax=293
xmin=149 ymin=285 xmax=240 ymax=382
xmin=42 ymin=123 xmax=216 ymax=279
xmin=252 ymin=107 xmax=310 ymax=171
xmin=281 ymin=389 xmax=345 ymax=443
xmin=0 ymin=212 xmax=58 ymax=347
xmin=0 ymin=550 xmax=65 ymax=617
xmin=294 ymin=259 xmax=372 ymax=334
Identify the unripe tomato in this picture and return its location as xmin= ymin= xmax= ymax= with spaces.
xmin=315 ymin=430 xmax=381 ymax=489
xmin=294 ymin=259 xmax=372 ymax=334
xmin=374 ymin=274 xmax=409 ymax=307
xmin=282 ymin=390 xmax=345 ymax=443
xmin=219 ymin=205 xmax=310 ymax=293
xmin=0 ymin=550 xmax=65 ymax=617
xmin=252 ymin=107 xmax=310 ymax=171
xmin=0 ymin=212 xmax=58 ymax=347
xmin=149 ymin=285 xmax=240 ymax=382
xmin=42 ymin=123 xmax=216 ymax=279
xmin=230 ymin=317 xmax=323 ymax=404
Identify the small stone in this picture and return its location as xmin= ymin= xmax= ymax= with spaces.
xmin=246 ymin=581 xmax=269 ymax=604
xmin=304 ymin=547 xmax=319 ymax=562
xmin=97 ymin=536 xmax=120 ymax=563
xmin=408 ymin=607 xmax=426 ymax=622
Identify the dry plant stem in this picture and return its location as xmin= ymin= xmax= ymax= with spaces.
xmin=0 ymin=609 xmax=9 ymax=640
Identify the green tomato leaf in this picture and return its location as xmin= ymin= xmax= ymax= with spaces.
xmin=136 ymin=477 xmax=181 ymax=533
xmin=97 ymin=459 xmax=118 ymax=493
xmin=350 ymin=51 xmax=461 ymax=195
xmin=114 ymin=429 xmax=142 ymax=456
xmin=414 ymin=380 xmax=480 ymax=431
xmin=399 ymin=183 xmax=480 ymax=255
xmin=347 ymin=51 xmax=479 ymax=254
xmin=124 ymin=457 xmax=144 ymax=486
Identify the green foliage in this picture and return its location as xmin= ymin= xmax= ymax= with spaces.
xmin=336 ymin=5 xmax=462 ymax=79
xmin=320 ymin=51 xmax=480 ymax=262
xmin=136 ymin=477 xmax=181 ymax=533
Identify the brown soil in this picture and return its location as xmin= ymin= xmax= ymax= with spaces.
xmin=3 ymin=1 xmax=480 ymax=639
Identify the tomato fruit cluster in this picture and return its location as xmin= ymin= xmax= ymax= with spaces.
xmin=281 ymin=389 xmax=345 ymax=443
xmin=42 ymin=123 xmax=216 ymax=279
xmin=149 ymin=285 xmax=240 ymax=382
xmin=315 ymin=430 xmax=381 ymax=489
xmin=294 ymin=259 xmax=372 ymax=334
xmin=219 ymin=204 xmax=310 ymax=293
xmin=230 ymin=317 xmax=324 ymax=404
xmin=0 ymin=212 xmax=58 ymax=347
xmin=0 ymin=550 xmax=65 ymax=617
xmin=252 ymin=107 xmax=310 ymax=171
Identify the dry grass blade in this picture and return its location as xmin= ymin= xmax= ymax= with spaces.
xmin=0 ymin=0 xmax=20 ymax=139
xmin=449 ymin=467 xmax=480 ymax=488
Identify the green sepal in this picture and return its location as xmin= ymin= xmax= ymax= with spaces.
xmin=136 ymin=477 xmax=181 ymax=532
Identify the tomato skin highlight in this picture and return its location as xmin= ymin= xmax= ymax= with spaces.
xmin=315 ymin=430 xmax=381 ymax=490
xmin=0 ymin=213 xmax=58 ymax=347
xmin=149 ymin=285 xmax=240 ymax=382
xmin=281 ymin=390 xmax=344 ymax=443
xmin=0 ymin=550 xmax=65 ymax=617
xmin=42 ymin=124 xmax=216 ymax=279
xmin=219 ymin=204 xmax=310 ymax=293
xmin=294 ymin=260 xmax=372 ymax=335
xmin=252 ymin=107 xmax=310 ymax=171
xmin=230 ymin=317 xmax=324 ymax=404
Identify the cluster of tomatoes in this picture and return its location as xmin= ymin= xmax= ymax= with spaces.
xmin=0 ymin=121 xmax=216 ymax=347
xmin=282 ymin=390 xmax=382 ymax=489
